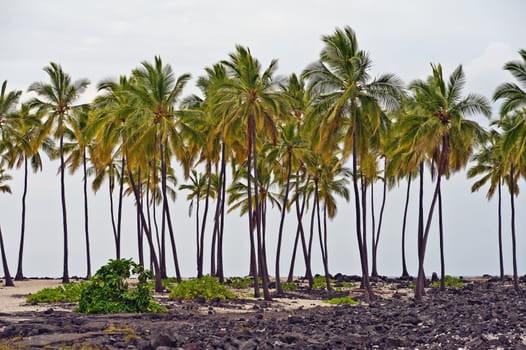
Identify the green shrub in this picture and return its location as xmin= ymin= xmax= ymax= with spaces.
xmin=323 ymin=296 xmax=359 ymax=305
xmin=226 ymin=276 xmax=252 ymax=289
xmin=169 ymin=275 xmax=236 ymax=301
xmin=27 ymin=282 xmax=85 ymax=303
xmin=430 ymin=275 xmax=464 ymax=288
xmin=281 ymin=282 xmax=298 ymax=291
xmin=76 ymin=258 xmax=166 ymax=314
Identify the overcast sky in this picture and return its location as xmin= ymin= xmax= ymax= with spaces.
xmin=0 ymin=0 xmax=525 ymax=279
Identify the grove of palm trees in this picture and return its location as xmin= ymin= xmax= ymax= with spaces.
xmin=1 ymin=25 xmax=525 ymax=304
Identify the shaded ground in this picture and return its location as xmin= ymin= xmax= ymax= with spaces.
xmin=1 ymin=276 xmax=526 ymax=349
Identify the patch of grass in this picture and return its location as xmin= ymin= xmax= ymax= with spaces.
xmin=430 ymin=275 xmax=464 ymax=288
xmin=76 ymin=258 xmax=167 ymax=314
xmin=313 ymin=275 xmax=335 ymax=290
xmin=281 ymin=282 xmax=298 ymax=291
xmin=105 ymin=324 xmax=139 ymax=342
xmin=323 ymin=296 xmax=359 ymax=305
xmin=26 ymin=282 xmax=86 ymax=303
xmin=169 ymin=275 xmax=236 ymax=301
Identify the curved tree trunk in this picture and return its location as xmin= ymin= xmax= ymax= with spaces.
xmin=275 ymin=151 xmax=292 ymax=294
xmin=127 ymin=165 xmax=163 ymax=292
xmin=216 ymin=145 xmax=227 ymax=282
xmin=198 ymin=161 xmax=212 ymax=278
xmin=372 ymin=160 xmax=388 ymax=278
xmin=401 ymin=175 xmax=411 ymax=278
xmin=351 ymin=129 xmax=373 ymax=302
xmin=15 ymin=157 xmax=29 ymax=281
xmin=0 ymin=226 xmax=14 ymax=287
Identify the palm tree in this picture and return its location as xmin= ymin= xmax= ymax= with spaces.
xmin=264 ymin=121 xmax=306 ymax=294
xmin=497 ymin=111 xmax=526 ymax=291
xmin=127 ymin=56 xmax=190 ymax=283
xmin=28 ymin=62 xmax=89 ymax=284
xmin=494 ymin=49 xmax=526 ymax=116
xmin=179 ymin=170 xmax=208 ymax=277
xmin=64 ymin=106 xmax=93 ymax=277
xmin=9 ymin=104 xmax=51 ymax=281
xmin=467 ymin=129 xmax=506 ymax=280
xmin=407 ymin=63 xmax=489 ymax=297
xmin=214 ymin=46 xmax=285 ymax=300
xmin=302 ymin=26 xmax=403 ymax=301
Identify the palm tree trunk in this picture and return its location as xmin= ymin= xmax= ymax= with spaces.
xmin=415 ymin=163 xmax=425 ymax=300
xmin=216 ymin=154 xmax=227 ymax=282
xmin=198 ymin=161 xmax=212 ymax=278
xmin=275 ymin=151 xmax=292 ymax=294
xmin=370 ymin=180 xmax=377 ymax=277
xmin=498 ymin=177 xmax=504 ymax=281
xmin=83 ymin=151 xmax=91 ymax=278
xmin=116 ymin=156 xmax=125 ymax=260
xmin=15 ymin=157 xmax=28 ymax=281
xmin=401 ymin=175 xmax=411 ymax=278
xmin=0 ymin=226 xmax=14 ymax=287
xmin=59 ymin=128 xmax=69 ymax=284
xmin=109 ymin=171 xmax=118 ymax=257
xmin=315 ymin=185 xmax=331 ymax=291
xmin=196 ymin=197 xmax=201 ymax=276
xmin=323 ymin=205 xmax=331 ymax=290
xmin=137 ymin=169 xmax=144 ymax=266
xmin=127 ymin=165 xmax=163 ymax=292
xmin=510 ymin=164 xmax=519 ymax=291
xmin=160 ymin=144 xmax=181 ymax=282
xmin=250 ymin=117 xmax=271 ymax=300
xmin=438 ymin=183 xmax=445 ymax=291
xmin=373 ymin=159 xmax=388 ymax=278
xmin=246 ymin=121 xmax=260 ymax=298
xmin=351 ymin=129 xmax=373 ymax=302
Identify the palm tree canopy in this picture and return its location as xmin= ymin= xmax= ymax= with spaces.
xmin=494 ymin=49 xmax=526 ymax=116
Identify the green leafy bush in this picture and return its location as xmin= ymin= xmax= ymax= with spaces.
xmin=323 ymin=296 xmax=359 ymax=305
xmin=226 ymin=276 xmax=262 ymax=289
xmin=169 ymin=275 xmax=236 ymax=301
xmin=27 ymin=282 xmax=85 ymax=303
xmin=76 ymin=258 xmax=166 ymax=314
xmin=430 ymin=275 xmax=464 ymax=288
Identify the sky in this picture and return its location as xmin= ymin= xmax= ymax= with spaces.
xmin=0 ymin=0 xmax=525 ymax=279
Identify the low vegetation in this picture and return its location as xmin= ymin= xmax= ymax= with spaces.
xmin=323 ymin=296 xmax=359 ymax=305
xmin=27 ymin=282 xmax=85 ymax=303
xmin=430 ymin=275 xmax=465 ymax=288
xmin=169 ymin=275 xmax=236 ymax=301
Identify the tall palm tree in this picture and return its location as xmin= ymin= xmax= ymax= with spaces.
xmin=302 ymin=26 xmax=403 ymax=301
xmin=407 ymin=63 xmax=489 ymax=298
xmin=467 ymin=129 xmax=506 ymax=280
xmin=9 ymin=104 xmax=51 ymax=281
xmin=28 ymin=62 xmax=89 ymax=284
xmin=214 ymin=46 xmax=285 ymax=300
xmin=64 ymin=106 xmax=94 ymax=277
xmin=128 ymin=56 xmax=190 ymax=283
xmin=497 ymin=111 xmax=526 ymax=291
xmin=494 ymin=49 xmax=526 ymax=116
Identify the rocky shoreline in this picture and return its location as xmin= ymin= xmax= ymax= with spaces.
xmin=1 ymin=277 xmax=525 ymax=349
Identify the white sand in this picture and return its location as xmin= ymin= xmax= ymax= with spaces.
xmin=0 ymin=279 xmax=64 ymax=313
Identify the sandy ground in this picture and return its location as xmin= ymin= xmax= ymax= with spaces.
xmin=0 ymin=279 xmax=65 ymax=313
